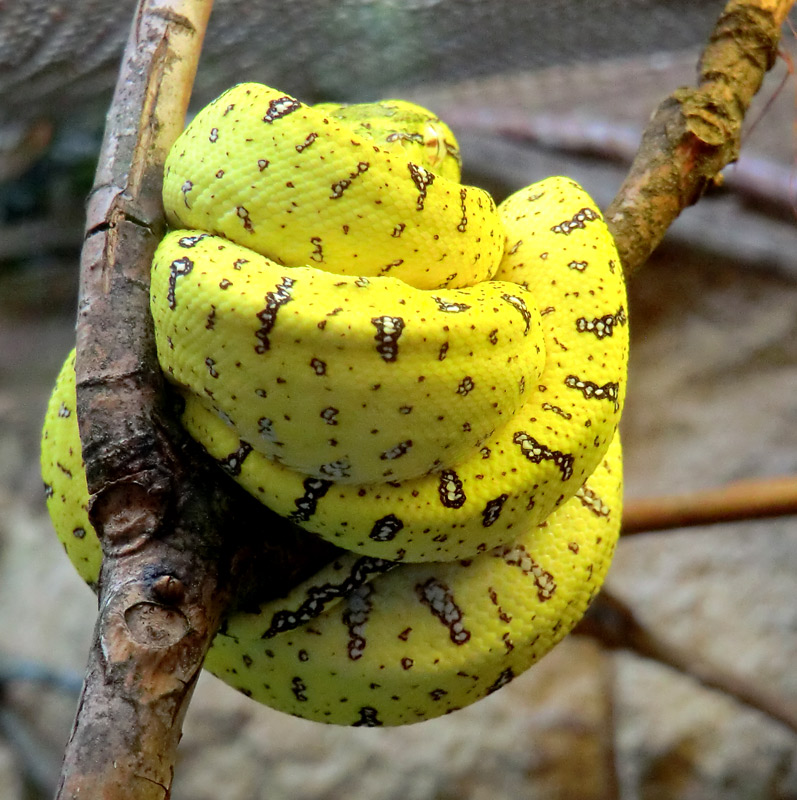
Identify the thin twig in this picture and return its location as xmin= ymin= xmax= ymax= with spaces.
xmin=622 ymin=474 xmax=797 ymax=534
xmin=577 ymin=590 xmax=797 ymax=735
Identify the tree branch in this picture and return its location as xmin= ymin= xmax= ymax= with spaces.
xmin=59 ymin=3 xmax=215 ymax=796
xmin=622 ymin=473 xmax=797 ymax=534
xmin=58 ymin=2 xmax=335 ymax=797
xmin=606 ymin=0 xmax=793 ymax=276
xmin=576 ymin=590 xmax=797 ymax=735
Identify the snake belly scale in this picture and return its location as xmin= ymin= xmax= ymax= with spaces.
xmin=41 ymin=83 xmax=628 ymax=726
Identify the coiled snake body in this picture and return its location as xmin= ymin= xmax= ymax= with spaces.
xmin=41 ymin=84 xmax=628 ymax=726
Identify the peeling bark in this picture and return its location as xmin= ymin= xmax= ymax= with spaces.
xmin=606 ymin=0 xmax=793 ymax=276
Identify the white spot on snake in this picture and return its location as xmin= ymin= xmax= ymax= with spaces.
xmin=330 ymin=162 xmax=370 ymax=199
xmin=177 ymin=233 xmax=209 ymax=248
xmin=167 ymin=257 xmax=193 ymax=309
xmin=380 ymin=441 xmax=412 ymax=460
xmin=576 ymin=307 xmax=627 ymax=339
xmin=295 ymin=132 xmax=318 ymax=152
xmin=576 ymin=485 xmax=611 ymax=517
xmin=496 ymin=543 xmax=556 ymax=601
xmin=551 ymin=207 xmax=599 ymax=235
xmin=457 ymin=187 xmax=468 ymax=232
xmin=564 ymin=375 xmax=620 ymax=410
xmin=481 ymin=494 xmax=509 ymax=527
xmin=257 ymin=417 xmax=281 ymax=443
xmin=407 ymin=163 xmax=435 ymax=210
xmin=288 ymin=477 xmax=332 ymax=522
xmin=432 ymin=296 xmax=471 ymax=313
xmin=320 ymin=407 xmax=339 ymax=425
xmin=180 ymin=180 xmax=193 ymax=207
xmin=254 ymin=276 xmax=295 ymax=353
xmin=369 ymin=514 xmax=404 ymax=541
xmin=291 ymin=677 xmax=307 ymax=701
xmin=500 ymin=294 xmax=532 ymax=334
xmin=371 ymin=315 xmax=404 ymax=362
xmin=512 ymin=432 xmax=574 ymax=481
xmin=262 ymin=95 xmax=302 ymax=123
xmin=416 ymin=577 xmax=470 ymax=644
xmin=236 ymin=205 xmax=254 ymax=233
xmin=319 ymin=459 xmax=351 ymax=480
xmin=261 ymin=556 xmax=395 ymax=637
xmin=437 ymin=469 xmax=465 ymax=508
xmin=343 ymin=583 xmax=372 ymax=660
xmin=542 ymin=402 xmax=572 ymax=420
xmin=217 ymin=441 xmax=253 ymax=477
xmin=353 ymin=707 xmax=383 ymax=727
xmin=456 ymin=376 xmax=475 ymax=396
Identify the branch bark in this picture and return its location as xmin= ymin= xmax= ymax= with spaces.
xmin=59 ymin=1 xmax=335 ymax=797
xmin=621 ymin=473 xmax=797 ymax=534
xmin=606 ymin=0 xmax=793 ymax=276
xmin=60 ymin=4 xmax=216 ymax=797
xmin=576 ymin=590 xmax=797 ymax=735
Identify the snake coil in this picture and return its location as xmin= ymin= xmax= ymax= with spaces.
xmin=41 ymin=83 xmax=628 ymax=726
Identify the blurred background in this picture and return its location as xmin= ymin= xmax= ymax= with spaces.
xmin=1 ymin=1 xmax=796 ymax=797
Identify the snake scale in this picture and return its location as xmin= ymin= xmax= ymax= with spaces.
xmin=41 ymin=83 xmax=628 ymax=726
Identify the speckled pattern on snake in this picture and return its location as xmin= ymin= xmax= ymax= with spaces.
xmin=41 ymin=83 xmax=628 ymax=726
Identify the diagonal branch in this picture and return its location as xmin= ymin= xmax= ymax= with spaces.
xmin=577 ymin=590 xmax=797 ymax=735
xmin=606 ymin=0 xmax=794 ymax=276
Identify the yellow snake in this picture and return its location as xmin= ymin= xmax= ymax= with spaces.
xmin=41 ymin=83 xmax=628 ymax=726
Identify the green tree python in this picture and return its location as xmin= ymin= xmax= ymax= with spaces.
xmin=41 ymin=83 xmax=628 ymax=726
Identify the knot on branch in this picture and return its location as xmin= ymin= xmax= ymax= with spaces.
xmin=90 ymin=476 xmax=172 ymax=555
xmin=674 ymin=87 xmax=738 ymax=149
xmin=125 ymin=601 xmax=190 ymax=648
